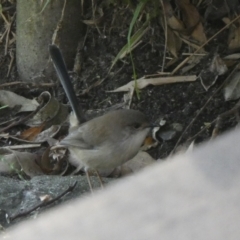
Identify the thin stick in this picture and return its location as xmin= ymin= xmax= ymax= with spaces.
xmin=9 ymin=181 xmax=77 ymax=222
xmin=5 ymin=12 xmax=16 ymax=55
xmin=172 ymin=63 xmax=240 ymax=153
xmin=160 ymin=0 xmax=167 ymax=72
xmin=0 ymin=103 xmax=44 ymax=133
xmin=0 ymin=81 xmax=56 ymax=88
xmin=188 ymin=100 xmax=240 ymax=142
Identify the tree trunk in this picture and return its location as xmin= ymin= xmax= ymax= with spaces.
xmin=16 ymin=0 xmax=85 ymax=82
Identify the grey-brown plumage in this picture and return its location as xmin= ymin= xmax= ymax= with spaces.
xmin=60 ymin=109 xmax=150 ymax=172
xmin=49 ymin=44 xmax=151 ymax=191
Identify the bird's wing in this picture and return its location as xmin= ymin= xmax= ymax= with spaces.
xmin=60 ymin=129 xmax=93 ymax=149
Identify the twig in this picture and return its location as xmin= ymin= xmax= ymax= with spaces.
xmin=7 ymin=48 xmax=15 ymax=77
xmin=0 ymin=103 xmax=44 ymax=133
xmin=0 ymin=81 xmax=56 ymax=88
xmin=160 ymin=0 xmax=167 ymax=72
xmin=172 ymin=63 xmax=240 ymax=153
xmin=188 ymin=100 xmax=240 ymax=142
xmin=9 ymin=181 xmax=77 ymax=222
xmin=4 ymin=144 xmax=41 ymax=149
xmin=5 ymin=12 xmax=16 ymax=55
xmin=52 ymin=0 xmax=67 ymax=44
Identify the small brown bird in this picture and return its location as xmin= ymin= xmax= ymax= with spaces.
xmin=49 ymin=45 xmax=152 ymax=191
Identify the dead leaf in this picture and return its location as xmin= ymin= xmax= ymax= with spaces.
xmin=190 ymin=22 xmax=207 ymax=44
xmin=199 ymin=54 xmax=228 ymax=91
xmin=223 ymin=54 xmax=240 ymax=67
xmin=0 ymin=148 xmax=21 ymax=173
xmin=209 ymin=54 xmax=228 ymax=75
xmin=26 ymin=91 xmax=68 ymax=128
xmin=16 ymin=152 xmax=43 ymax=177
xmin=177 ymin=0 xmax=199 ymax=30
xmin=20 ymin=124 xmax=45 ymax=141
xmin=166 ymin=27 xmax=182 ymax=58
xmin=224 ymin=70 xmax=240 ymax=101
xmin=176 ymin=0 xmax=207 ymax=44
xmin=0 ymin=90 xmax=39 ymax=112
xmin=35 ymin=125 xmax=61 ymax=143
xmin=224 ymin=53 xmax=240 ymax=60
xmin=228 ymin=18 xmax=240 ymax=50
xmin=0 ymin=148 xmax=43 ymax=177
xmin=162 ymin=0 xmax=184 ymax=57
xmin=163 ymin=0 xmax=184 ymax=31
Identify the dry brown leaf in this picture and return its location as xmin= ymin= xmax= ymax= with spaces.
xmin=162 ymin=0 xmax=184 ymax=57
xmin=163 ymin=0 xmax=184 ymax=31
xmin=20 ymin=124 xmax=45 ymax=141
xmin=167 ymin=27 xmax=182 ymax=58
xmin=177 ymin=0 xmax=199 ymax=29
xmin=190 ymin=22 xmax=207 ymax=44
xmin=176 ymin=0 xmax=207 ymax=44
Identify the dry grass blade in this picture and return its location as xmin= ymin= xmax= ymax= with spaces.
xmin=109 ymin=75 xmax=197 ymax=92
xmin=109 ymin=21 xmax=150 ymax=72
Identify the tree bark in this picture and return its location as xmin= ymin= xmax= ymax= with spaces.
xmin=16 ymin=0 xmax=85 ymax=82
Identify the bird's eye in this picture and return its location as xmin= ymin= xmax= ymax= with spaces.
xmin=133 ymin=123 xmax=141 ymax=129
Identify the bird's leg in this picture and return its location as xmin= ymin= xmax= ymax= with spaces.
xmin=86 ymin=170 xmax=93 ymax=193
xmin=96 ymin=170 xmax=104 ymax=189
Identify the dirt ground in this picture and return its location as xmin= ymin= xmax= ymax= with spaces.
xmin=0 ymin=2 xmax=238 ymax=161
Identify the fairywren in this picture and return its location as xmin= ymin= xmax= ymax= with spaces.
xmin=49 ymin=45 xmax=151 ymax=191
